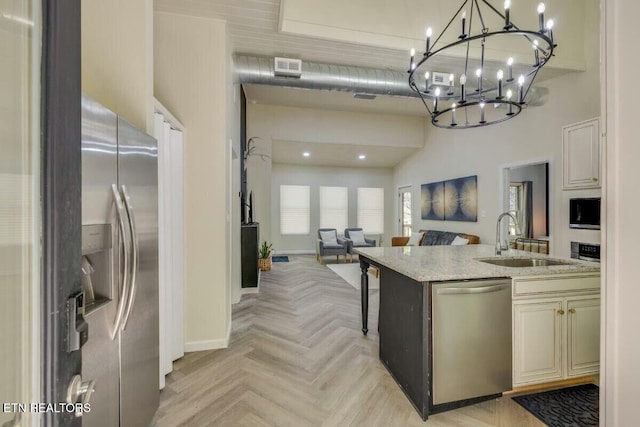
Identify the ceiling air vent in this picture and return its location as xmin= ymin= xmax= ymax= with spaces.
xmin=274 ymin=57 xmax=302 ymax=77
xmin=431 ymin=71 xmax=451 ymax=86
xmin=353 ymin=93 xmax=377 ymax=100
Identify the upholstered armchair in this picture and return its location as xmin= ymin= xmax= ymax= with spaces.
xmin=316 ymin=228 xmax=348 ymax=264
xmin=344 ymin=228 xmax=376 ymax=262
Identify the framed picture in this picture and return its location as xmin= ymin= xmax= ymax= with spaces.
xmin=421 ymin=181 xmax=444 ymax=220
xmin=444 ymin=175 xmax=477 ymax=222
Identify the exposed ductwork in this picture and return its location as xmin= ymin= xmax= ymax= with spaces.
xmin=234 ymin=54 xmax=419 ymax=98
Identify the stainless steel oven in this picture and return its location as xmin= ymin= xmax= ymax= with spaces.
xmin=571 ymin=242 xmax=600 ymax=262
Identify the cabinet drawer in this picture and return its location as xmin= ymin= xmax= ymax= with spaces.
xmin=514 ymin=275 xmax=600 ymax=297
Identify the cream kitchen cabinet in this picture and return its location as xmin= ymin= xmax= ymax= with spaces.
xmin=512 ymin=275 xmax=600 ymax=387
xmin=562 ymin=117 xmax=600 ymax=189
xmin=566 ymin=296 xmax=601 ymax=377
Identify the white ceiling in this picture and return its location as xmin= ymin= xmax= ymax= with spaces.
xmin=154 ymin=0 xmax=410 ymax=71
xmin=155 ymin=0 xmax=590 ymax=168
xmin=271 ymin=139 xmax=418 ymax=169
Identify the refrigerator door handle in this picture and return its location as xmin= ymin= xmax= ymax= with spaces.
xmin=120 ymin=185 xmax=139 ymax=331
xmin=111 ymin=184 xmax=131 ymax=339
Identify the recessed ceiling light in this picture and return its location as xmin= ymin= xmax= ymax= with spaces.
xmin=358 ymin=154 xmax=366 ymax=160
xmin=303 ymin=152 xmax=310 ymax=157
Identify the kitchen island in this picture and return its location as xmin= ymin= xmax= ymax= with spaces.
xmin=355 ymin=244 xmax=600 ymax=420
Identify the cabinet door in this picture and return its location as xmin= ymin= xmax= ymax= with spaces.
xmin=567 ymin=297 xmax=600 ymax=377
xmin=562 ymin=117 xmax=600 ymax=189
xmin=513 ymin=299 xmax=563 ymax=385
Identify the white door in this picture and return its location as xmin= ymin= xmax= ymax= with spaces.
xmin=154 ymin=113 xmax=185 ymax=388
xmin=566 ymin=297 xmax=600 ymax=377
xmin=398 ymin=186 xmax=412 ymax=236
xmin=513 ymin=299 xmax=563 ymax=385
xmin=1 ymin=2 xmax=41 ymax=425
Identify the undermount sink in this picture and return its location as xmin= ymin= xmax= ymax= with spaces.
xmin=478 ymin=257 xmax=574 ymax=268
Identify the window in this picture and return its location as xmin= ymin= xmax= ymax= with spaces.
xmin=319 ymin=186 xmax=348 ymax=232
xmin=357 ymin=187 xmax=384 ymax=234
xmin=280 ymin=185 xmax=310 ymax=235
xmin=508 ymin=182 xmax=523 ymax=236
xmin=399 ymin=186 xmax=412 ymax=236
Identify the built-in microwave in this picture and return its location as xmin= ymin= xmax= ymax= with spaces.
xmin=569 ymin=197 xmax=601 ymax=230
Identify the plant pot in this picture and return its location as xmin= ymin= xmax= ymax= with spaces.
xmin=258 ymin=257 xmax=271 ymax=271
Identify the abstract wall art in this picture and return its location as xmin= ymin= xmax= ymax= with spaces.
xmin=444 ymin=175 xmax=478 ymax=222
xmin=421 ymin=181 xmax=444 ymax=220
xmin=420 ymin=175 xmax=477 ymax=222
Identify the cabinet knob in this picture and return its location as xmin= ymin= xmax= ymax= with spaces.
xmin=592 ymin=177 xmax=598 ymax=182
xmin=569 ymin=308 xmax=576 ymax=314
xmin=557 ymin=309 xmax=565 ymax=315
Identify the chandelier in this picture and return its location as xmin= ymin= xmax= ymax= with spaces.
xmin=408 ymin=0 xmax=556 ymax=129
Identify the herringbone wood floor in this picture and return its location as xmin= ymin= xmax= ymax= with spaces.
xmin=153 ymin=256 xmax=544 ymax=426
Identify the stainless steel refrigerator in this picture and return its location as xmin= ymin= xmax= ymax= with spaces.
xmin=80 ymin=94 xmax=159 ymax=426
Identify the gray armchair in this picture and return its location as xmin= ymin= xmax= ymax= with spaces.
xmin=344 ymin=228 xmax=376 ymax=262
xmin=316 ymin=228 xmax=348 ymax=264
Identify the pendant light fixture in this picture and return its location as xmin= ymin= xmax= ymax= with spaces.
xmin=407 ymin=0 xmax=556 ymax=129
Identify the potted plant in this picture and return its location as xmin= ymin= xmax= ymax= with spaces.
xmin=258 ymin=241 xmax=273 ymax=271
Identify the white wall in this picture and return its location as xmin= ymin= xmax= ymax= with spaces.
xmin=603 ymin=0 xmax=640 ymax=425
xmin=270 ymin=164 xmax=395 ymax=253
xmin=247 ymin=103 xmax=424 ymax=148
xmin=227 ymin=59 xmax=242 ymax=305
xmin=508 ymin=163 xmax=547 ymax=238
xmin=393 ymin=0 xmax=600 ymax=258
xmin=154 ymin=12 xmax=231 ymax=349
xmin=246 ymin=102 xmax=423 ymax=247
xmin=82 ymin=0 xmax=154 ymax=132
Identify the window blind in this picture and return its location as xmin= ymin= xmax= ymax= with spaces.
xmin=280 ymin=185 xmax=310 ymax=235
xmin=319 ymin=186 xmax=348 ymax=232
xmin=357 ymin=187 xmax=384 ymax=234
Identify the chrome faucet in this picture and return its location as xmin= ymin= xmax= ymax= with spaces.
xmin=496 ymin=212 xmax=521 ymax=255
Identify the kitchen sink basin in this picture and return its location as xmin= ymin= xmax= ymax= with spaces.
xmin=478 ymin=257 xmax=574 ymax=267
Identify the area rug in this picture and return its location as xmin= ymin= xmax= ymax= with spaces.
xmin=327 ymin=263 xmax=379 ymax=290
xmin=512 ymin=384 xmax=599 ymax=427
xmin=272 ymin=256 xmax=289 ymax=262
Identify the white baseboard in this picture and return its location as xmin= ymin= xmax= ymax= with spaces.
xmin=242 ymin=286 xmax=259 ymax=294
xmin=184 ymin=322 xmax=231 ymax=352
xmin=274 ymin=249 xmax=315 ymax=255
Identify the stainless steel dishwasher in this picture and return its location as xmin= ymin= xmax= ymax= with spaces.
xmin=431 ymin=279 xmax=512 ymax=405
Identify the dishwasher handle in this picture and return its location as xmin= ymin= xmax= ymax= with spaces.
xmin=435 ymin=283 xmax=509 ymax=295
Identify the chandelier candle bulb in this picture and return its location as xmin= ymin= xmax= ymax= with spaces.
xmin=425 ymin=27 xmax=433 ymax=54
xmin=409 ymin=48 xmax=415 ymax=71
xmin=537 ymin=3 xmax=546 ymax=32
xmin=497 ymin=70 xmax=504 ymax=99
xmin=424 ymin=71 xmax=430 ymax=92
xmin=518 ymin=75 xmax=525 ymax=104
xmin=476 ymin=68 xmax=482 ymax=93
xmin=533 ymin=40 xmax=540 ymax=66
xmin=461 ymin=10 xmax=467 ymax=38
xmin=451 ymin=103 xmax=457 ymax=126
xmin=434 ymin=87 xmax=441 ymax=112
xmin=507 ymin=57 xmax=514 ymax=81
xmin=504 ymin=0 xmax=511 ymax=29
xmin=448 ymin=73 xmax=455 ymax=95
xmin=547 ymin=19 xmax=554 ymax=43
xmin=460 ymin=74 xmax=467 ymax=103
xmin=506 ymin=89 xmax=514 ymax=115
xmin=479 ymin=101 xmax=486 ymax=124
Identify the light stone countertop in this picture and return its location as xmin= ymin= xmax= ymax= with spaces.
xmin=354 ymin=244 xmax=600 ymax=282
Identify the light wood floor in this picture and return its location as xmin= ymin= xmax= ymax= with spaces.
xmin=153 ymin=255 xmax=544 ymax=426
